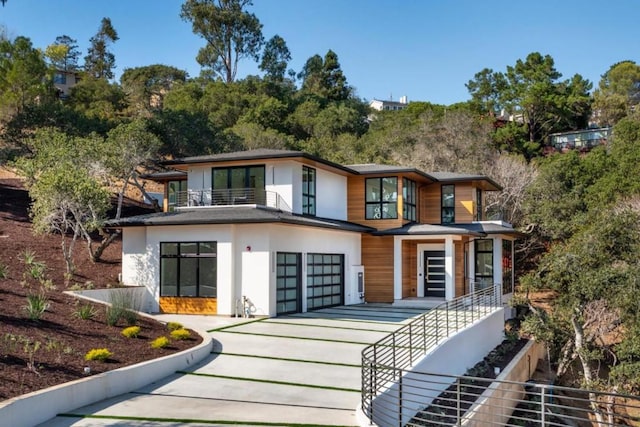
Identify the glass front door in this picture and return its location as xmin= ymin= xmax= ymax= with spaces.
xmin=424 ymin=251 xmax=446 ymax=298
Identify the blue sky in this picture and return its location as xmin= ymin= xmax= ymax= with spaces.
xmin=1 ymin=0 xmax=638 ymax=105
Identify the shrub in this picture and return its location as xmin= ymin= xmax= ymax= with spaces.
xmin=23 ymin=293 xmax=50 ymax=321
xmin=85 ymin=348 xmax=113 ymax=361
xmin=106 ymin=289 xmax=140 ymax=326
xmin=0 ymin=263 xmax=8 ymax=279
xmin=121 ymin=326 xmax=141 ymax=338
xmin=151 ymin=336 xmax=170 ymax=349
xmin=73 ymin=303 xmax=97 ymax=320
xmin=166 ymin=321 xmax=183 ymax=331
xmin=170 ymin=328 xmax=191 ymax=340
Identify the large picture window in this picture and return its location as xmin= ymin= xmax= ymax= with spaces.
xmin=302 ymin=166 xmax=316 ymax=216
xmin=474 ymin=239 xmax=493 ymax=290
xmin=212 ymin=165 xmax=265 ymax=204
xmin=306 ymin=253 xmax=344 ymax=310
xmin=441 ymin=184 xmax=455 ymax=224
xmin=160 ymin=242 xmax=217 ymax=297
xmin=365 ymin=177 xmax=398 ymax=219
xmin=167 ymin=180 xmax=187 ymax=211
xmin=403 ymin=178 xmax=416 ymax=221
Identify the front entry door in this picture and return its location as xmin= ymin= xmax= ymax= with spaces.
xmin=424 ymin=251 xmax=446 ymax=298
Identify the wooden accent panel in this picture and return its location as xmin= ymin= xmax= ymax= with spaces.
xmin=402 ymin=241 xmax=417 ymax=297
xmin=362 ymin=234 xmax=394 ymax=303
xmin=419 ymin=183 xmax=477 ymax=224
xmin=347 ymin=176 xmax=404 ymax=230
xmin=419 ymin=185 xmax=440 ymax=223
xmin=159 ymin=297 xmax=217 ymax=314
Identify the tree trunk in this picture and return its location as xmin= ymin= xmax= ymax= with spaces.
xmin=90 ymin=229 xmax=120 ymax=262
xmin=571 ymin=312 xmax=606 ymax=426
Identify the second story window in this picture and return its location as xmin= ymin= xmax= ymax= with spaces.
xmin=302 ymin=166 xmax=316 ymax=216
xmin=476 ymin=188 xmax=483 ymax=221
xmin=366 ymin=177 xmax=398 ymax=219
xmin=167 ymin=180 xmax=187 ymax=212
xmin=403 ymin=178 xmax=416 ymax=221
xmin=441 ymin=184 xmax=455 ymax=224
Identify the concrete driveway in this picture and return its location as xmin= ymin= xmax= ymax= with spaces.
xmin=40 ymin=305 xmax=425 ymax=426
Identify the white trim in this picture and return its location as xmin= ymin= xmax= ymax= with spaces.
xmin=393 ymin=237 xmax=403 ymax=300
xmin=445 ymin=237 xmax=454 ymax=300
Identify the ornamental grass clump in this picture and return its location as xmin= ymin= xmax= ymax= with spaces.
xmin=166 ymin=321 xmax=183 ymax=331
xmin=151 ymin=336 xmax=170 ymax=349
xmin=170 ymin=328 xmax=191 ymax=340
xmin=85 ymin=348 xmax=112 ymax=361
xmin=121 ymin=326 xmax=141 ymax=338
xmin=23 ymin=293 xmax=50 ymax=321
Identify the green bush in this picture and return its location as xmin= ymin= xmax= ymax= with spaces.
xmin=166 ymin=321 xmax=183 ymax=331
xmin=151 ymin=336 xmax=170 ymax=349
xmin=170 ymin=328 xmax=191 ymax=340
xmin=84 ymin=348 xmax=112 ymax=361
xmin=73 ymin=303 xmax=97 ymax=320
xmin=23 ymin=293 xmax=50 ymax=321
xmin=121 ymin=326 xmax=141 ymax=338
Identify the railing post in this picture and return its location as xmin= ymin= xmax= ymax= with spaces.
xmin=541 ymin=385 xmax=546 ymax=426
xmin=456 ymin=377 xmax=462 ymax=426
xmin=398 ymin=370 xmax=403 ymax=427
xmin=409 ymin=323 xmax=413 ymax=364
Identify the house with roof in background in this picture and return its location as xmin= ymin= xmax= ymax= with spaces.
xmin=108 ymin=149 xmax=518 ymax=317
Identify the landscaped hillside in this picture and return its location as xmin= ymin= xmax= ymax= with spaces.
xmin=0 ymin=178 xmax=202 ymax=401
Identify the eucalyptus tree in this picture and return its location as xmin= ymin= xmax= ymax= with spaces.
xmin=181 ymin=0 xmax=264 ymax=83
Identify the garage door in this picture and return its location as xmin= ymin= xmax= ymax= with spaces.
xmin=306 ymin=253 xmax=344 ymax=310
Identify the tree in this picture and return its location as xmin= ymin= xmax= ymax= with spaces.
xmin=259 ymin=35 xmax=291 ymax=82
xmin=466 ymin=52 xmax=592 ymax=158
xmin=45 ymin=35 xmax=81 ymax=71
xmin=120 ymin=64 xmax=187 ymax=113
xmin=0 ymin=36 xmax=51 ymax=118
xmin=67 ymin=76 xmax=127 ymax=121
xmin=593 ymin=61 xmax=640 ymax=126
xmin=84 ymin=17 xmax=119 ymax=80
xmin=298 ymin=50 xmax=351 ymax=102
xmin=181 ymin=0 xmax=264 ymax=83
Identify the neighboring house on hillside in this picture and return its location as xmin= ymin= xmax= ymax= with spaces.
xmin=369 ymin=96 xmax=409 ymax=112
xmin=53 ymin=69 xmax=81 ymax=99
xmin=547 ymin=127 xmax=612 ymax=153
xmin=108 ymin=149 xmax=519 ymax=316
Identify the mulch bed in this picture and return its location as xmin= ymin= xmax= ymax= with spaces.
xmin=0 ymin=178 xmax=203 ymax=401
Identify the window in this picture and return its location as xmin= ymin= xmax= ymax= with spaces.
xmin=276 ymin=252 xmax=301 ymax=314
xmin=167 ymin=180 xmax=187 ymax=211
xmin=474 ymin=239 xmax=493 ymax=290
xmin=502 ymin=240 xmax=513 ymax=295
xmin=160 ymin=242 xmax=217 ymax=297
xmin=53 ymin=73 xmax=67 ymax=85
xmin=441 ymin=184 xmax=455 ymax=224
xmin=403 ymin=178 xmax=416 ymax=221
xmin=365 ymin=177 xmax=398 ymax=219
xmin=476 ymin=188 xmax=483 ymax=221
xmin=212 ymin=165 xmax=265 ymax=204
xmin=307 ymin=253 xmax=344 ymax=310
xmin=302 ymin=166 xmax=316 ymax=216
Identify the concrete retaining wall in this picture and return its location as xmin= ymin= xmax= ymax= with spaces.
xmin=69 ymin=286 xmax=154 ymax=313
xmin=462 ymin=340 xmax=546 ymax=426
xmin=0 ymin=328 xmax=212 ymax=427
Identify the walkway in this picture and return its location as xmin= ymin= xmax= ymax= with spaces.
xmin=40 ymin=305 xmax=427 ymax=426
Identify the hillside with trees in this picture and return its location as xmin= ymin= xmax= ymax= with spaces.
xmin=1 ymin=0 xmax=640 ymax=405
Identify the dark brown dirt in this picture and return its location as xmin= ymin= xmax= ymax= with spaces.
xmin=0 ymin=178 xmax=202 ymax=401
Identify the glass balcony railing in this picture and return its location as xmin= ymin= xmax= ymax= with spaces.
xmin=170 ymin=188 xmax=292 ymax=212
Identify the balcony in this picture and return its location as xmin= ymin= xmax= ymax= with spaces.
xmin=171 ymin=188 xmax=292 ymax=212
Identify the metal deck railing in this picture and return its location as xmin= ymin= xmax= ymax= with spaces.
xmin=172 ymin=188 xmax=292 ymax=212
xmin=362 ymin=285 xmax=502 ymax=424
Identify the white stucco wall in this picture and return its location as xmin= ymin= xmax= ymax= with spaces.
xmin=121 ymin=222 xmax=362 ymax=317
xmin=316 ymin=168 xmax=347 ymax=220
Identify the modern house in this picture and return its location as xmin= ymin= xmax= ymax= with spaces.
xmin=547 ymin=127 xmax=612 ymax=153
xmin=53 ymin=69 xmax=81 ymax=99
xmin=109 ymin=149 xmax=518 ymax=317
xmin=369 ymin=96 xmax=409 ymax=111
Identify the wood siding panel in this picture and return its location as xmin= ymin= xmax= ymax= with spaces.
xmin=455 ymin=240 xmax=465 ymax=297
xmin=402 ymin=241 xmax=417 ymax=297
xmin=419 ymin=184 xmax=477 ymax=224
xmin=362 ymin=234 xmax=394 ymax=302
xmin=159 ymin=297 xmax=217 ymax=314
xmin=348 ymin=176 xmax=404 ymax=230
